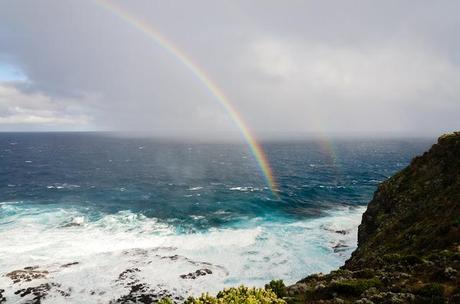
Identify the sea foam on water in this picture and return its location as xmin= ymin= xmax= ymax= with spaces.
xmin=0 ymin=202 xmax=364 ymax=303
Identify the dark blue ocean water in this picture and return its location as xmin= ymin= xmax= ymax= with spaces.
xmin=0 ymin=133 xmax=432 ymax=225
xmin=0 ymin=133 xmax=433 ymax=301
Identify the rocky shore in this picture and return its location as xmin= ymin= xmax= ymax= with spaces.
xmin=287 ymin=132 xmax=460 ymax=303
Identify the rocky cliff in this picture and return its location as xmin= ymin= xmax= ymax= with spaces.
xmin=288 ymin=133 xmax=460 ymax=303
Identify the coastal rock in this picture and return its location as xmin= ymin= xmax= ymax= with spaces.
xmin=332 ymin=242 xmax=349 ymax=253
xmin=13 ymin=282 xmax=70 ymax=304
xmin=0 ymin=289 xmax=5 ymax=303
xmin=60 ymin=262 xmax=79 ymax=268
xmin=113 ymin=268 xmax=183 ymax=303
xmin=287 ymin=132 xmax=460 ymax=303
xmin=6 ymin=268 xmax=49 ymax=284
xmin=179 ymin=268 xmax=212 ymax=279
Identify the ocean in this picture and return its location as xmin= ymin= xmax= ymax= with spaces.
xmin=0 ymin=132 xmax=433 ymax=303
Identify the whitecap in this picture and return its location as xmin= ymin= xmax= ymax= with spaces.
xmin=188 ymin=187 xmax=203 ymax=191
xmin=190 ymin=215 xmax=205 ymax=220
xmin=46 ymin=183 xmax=80 ymax=190
xmin=229 ymin=186 xmax=261 ymax=192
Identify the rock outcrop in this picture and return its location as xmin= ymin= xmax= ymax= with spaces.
xmin=288 ymin=132 xmax=460 ymax=303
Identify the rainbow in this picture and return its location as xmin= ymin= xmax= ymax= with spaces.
xmin=94 ymin=0 xmax=278 ymax=194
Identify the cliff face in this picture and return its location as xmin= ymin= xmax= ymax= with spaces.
xmin=288 ymin=133 xmax=460 ymax=303
xmin=347 ymin=132 xmax=460 ymax=269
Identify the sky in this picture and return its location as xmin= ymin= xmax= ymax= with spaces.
xmin=0 ymin=0 xmax=459 ymax=139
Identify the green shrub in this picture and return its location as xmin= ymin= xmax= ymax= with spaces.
xmin=158 ymin=298 xmax=173 ymax=304
xmin=353 ymin=269 xmax=375 ymax=279
xmin=382 ymin=253 xmax=402 ymax=263
xmin=416 ymin=283 xmax=445 ymax=298
xmin=184 ymin=285 xmax=286 ymax=304
xmin=331 ymin=278 xmax=382 ymax=296
xmin=401 ymin=254 xmax=424 ymax=265
xmin=265 ymin=280 xmax=287 ymax=298
xmin=382 ymin=253 xmax=424 ymax=265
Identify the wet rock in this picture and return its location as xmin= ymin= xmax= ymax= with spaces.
xmin=23 ymin=266 xmax=40 ymax=271
xmin=6 ymin=268 xmax=49 ymax=283
xmin=61 ymin=222 xmax=82 ymax=227
xmin=113 ymin=268 xmax=183 ymax=303
xmin=60 ymin=261 xmax=79 ymax=268
xmin=13 ymin=282 xmax=69 ymax=304
xmin=117 ymin=268 xmax=141 ymax=282
xmin=333 ymin=242 xmax=349 ymax=253
xmin=335 ymin=230 xmax=348 ymax=235
xmin=179 ymin=268 xmax=212 ymax=279
xmin=163 ymin=254 xmax=181 ymax=261
xmin=0 ymin=289 xmax=5 ymax=303
xmin=122 ymin=248 xmax=149 ymax=257
xmin=112 ymin=285 xmax=182 ymax=304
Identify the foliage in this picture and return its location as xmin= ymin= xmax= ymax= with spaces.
xmin=416 ymin=283 xmax=445 ymax=298
xmin=382 ymin=253 xmax=424 ymax=265
xmin=183 ymin=286 xmax=286 ymax=304
xmin=264 ymin=280 xmax=287 ymax=298
xmin=330 ymin=278 xmax=382 ymax=296
xmin=158 ymin=298 xmax=173 ymax=304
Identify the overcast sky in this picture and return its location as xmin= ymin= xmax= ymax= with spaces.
xmin=0 ymin=0 xmax=459 ymax=139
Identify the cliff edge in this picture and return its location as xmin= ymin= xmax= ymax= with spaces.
xmin=288 ymin=133 xmax=460 ymax=303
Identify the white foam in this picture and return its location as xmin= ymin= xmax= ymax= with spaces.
xmin=70 ymin=216 xmax=85 ymax=226
xmin=188 ymin=187 xmax=203 ymax=191
xmin=190 ymin=215 xmax=205 ymax=220
xmin=229 ymin=186 xmax=261 ymax=192
xmin=46 ymin=183 xmax=80 ymax=190
xmin=0 ymin=204 xmax=365 ymax=303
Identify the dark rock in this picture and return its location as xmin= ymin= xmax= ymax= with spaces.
xmin=117 ymin=268 xmax=141 ymax=282
xmin=0 ymin=289 xmax=5 ymax=303
xmin=13 ymin=282 xmax=69 ymax=304
xmin=6 ymin=268 xmax=48 ymax=284
xmin=112 ymin=268 xmax=183 ymax=303
xmin=179 ymin=268 xmax=213 ymax=279
xmin=332 ymin=242 xmax=349 ymax=253
xmin=60 ymin=262 xmax=79 ymax=268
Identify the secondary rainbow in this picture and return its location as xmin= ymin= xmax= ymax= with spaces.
xmin=94 ymin=0 xmax=278 ymax=193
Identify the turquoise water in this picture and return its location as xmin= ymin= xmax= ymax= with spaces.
xmin=0 ymin=133 xmax=432 ymax=302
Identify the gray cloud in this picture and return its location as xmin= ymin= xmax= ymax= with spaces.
xmin=0 ymin=0 xmax=459 ymax=138
xmin=0 ymin=82 xmax=95 ymax=131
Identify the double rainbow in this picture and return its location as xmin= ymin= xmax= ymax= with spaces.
xmin=94 ymin=0 xmax=278 ymax=194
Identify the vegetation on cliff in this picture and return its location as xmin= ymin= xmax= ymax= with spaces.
xmin=287 ymin=132 xmax=460 ymax=303
xmin=160 ymin=285 xmax=287 ymax=304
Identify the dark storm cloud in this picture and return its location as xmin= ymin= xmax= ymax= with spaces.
xmin=0 ymin=0 xmax=459 ymax=137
